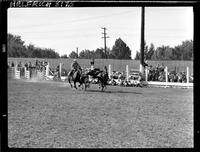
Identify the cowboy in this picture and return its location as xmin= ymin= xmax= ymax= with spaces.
xmin=102 ymin=66 xmax=109 ymax=85
xmin=90 ymin=59 xmax=94 ymax=70
xmin=69 ymin=59 xmax=81 ymax=76
xmin=89 ymin=59 xmax=101 ymax=79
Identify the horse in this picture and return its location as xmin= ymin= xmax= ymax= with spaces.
xmin=80 ymin=70 xmax=90 ymax=90
xmin=68 ymin=68 xmax=89 ymax=90
xmin=97 ymin=70 xmax=109 ymax=91
xmin=87 ymin=66 xmax=109 ymax=91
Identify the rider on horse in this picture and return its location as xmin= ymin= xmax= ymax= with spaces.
xmin=68 ymin=59 xmax=90 ymax=90
xmin=69 ymin=59 xmax=81 ymax=77
xmin=85 ymin=59 xmax=100 ymax=80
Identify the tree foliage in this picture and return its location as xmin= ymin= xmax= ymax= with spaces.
xmin=69 ymin=51 xmax=78 ymax=58
xmin=135 ymin=40 xmax=193 ymax=61
xmin=7 ymin=34 xmax=27 ymax=57
xmin=72 ymin=38 xmax=132 ymax=60
xmin=94 ymin=48 xmax=105 ymax=59
xmin=8 ymin=33 xmax=193 ymax=61
xmin=111 ymin=38 xmax=132 ymax=59
xmin=78 ymin=48 xmax=111 ymax=59
xmin=135 ymin=41 xmax=149 ymax=60
xmin=60 ymin=54 xmax=68 ymax=58
xmin=147 ymin=43 xmax=155 ymax=60
xmin=7 ymin=33 xmax=60 ymax=58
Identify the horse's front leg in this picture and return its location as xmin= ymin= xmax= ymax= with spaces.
xmin=68 ymin=79 xmax=73 ymax=88
xmin=81 ymin=82 xmax=84 ymax=90
xmin=81 ymin=83 xmax=84 ymax=90
xmin=104 ymin=83 xmax=107 ymax=89
xmin=74 ymin=82 xmax=77 ymax=89
xmin=69 ymin=83 xmax=73 ymax=88
xmin=101 ymin=84 xmax=104 ymax=92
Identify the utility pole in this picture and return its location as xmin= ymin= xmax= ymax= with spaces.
xmin=140 ymin=6 xmax=145 ymax=74
xmin=101 ymin=27 xmax=109 ymax=59
xmin=76 ymin=47 xmax=78 ymax=58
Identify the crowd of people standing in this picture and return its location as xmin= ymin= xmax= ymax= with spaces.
xmin=8 ymin=60 xmax=48 ymax=71
xmin=146 ymin=63 xmax=192 ymax=83
xmin=8 ymin=60 xmax=49 ymax=78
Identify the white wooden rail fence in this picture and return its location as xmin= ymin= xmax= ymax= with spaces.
xmin=10 ymin=62 xmax=193 ymax=88
xmin=108 ymin=64 xmax=193 ymax=88
xmin=10 ymin=62 xmax=67 ymax=81
xmin=14 ymin=65 xmax=20 ymax=79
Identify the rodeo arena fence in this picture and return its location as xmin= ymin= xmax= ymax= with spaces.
xmin=8 ymin=62 xmax=68 ymax=81
xmin=8 ymin=61 xmax=193 ymax=89
xmin=107 ymin=64 xmax=193 ymax=88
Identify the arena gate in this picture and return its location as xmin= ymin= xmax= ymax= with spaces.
xmin=9 ymin=62 xmax=67 ymax=81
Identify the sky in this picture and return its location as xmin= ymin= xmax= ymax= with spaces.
xmin=8 ymin=7 xmax=193 ymax=59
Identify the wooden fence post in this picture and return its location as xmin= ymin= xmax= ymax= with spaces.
xmin=46 ymin=62 xmax=49 ymax=77
xmin=59 ymin=63 xmax=62 ymax=77
xmin=108 ymin=64 xmax=111 ymax=79
xmin=145 ymin=68 xmax=148 ymax=82
xmin=187 ymin=67 xmax=189 ymax=83
xmin=14 ymin=64 xmax=20 ymax=79
xmin=165 ymin=66 xmax=168 ymax=83
xmin=139 ymin=64 xmax=143 ymax=74
xmin=24 ymin=66 xmax=30 ymax=79
xmin=24 ymin=66 xmax=26 ymax=78
xmin=126 ymin=65 xmax=129 ymax=81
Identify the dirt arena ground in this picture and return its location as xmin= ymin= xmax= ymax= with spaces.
xmin=8 ymin=79 xmax=193 ymax=148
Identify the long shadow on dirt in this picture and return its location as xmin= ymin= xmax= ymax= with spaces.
xmin=85 ymin=89 xmax=143 ymax=94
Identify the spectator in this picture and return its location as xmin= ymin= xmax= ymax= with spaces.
xmin=160 ymin=63 xmax=165 ymax=72
xmin=156 ymin=64 xmax=160 ymax=69
xmin=148 ymin=66 xmax=154 ymax=81
xmin=24 ymin=61 xmax=28 ymax=70
xmin=18 ymin=61 xmax=22 ymax=68
xmin=11 ymin=61 xmax=15 ymax=67
xmin=90 ymin=59 xmax=94 ymax=70
xmin=56 ymin=65 xmax=59 ymax=72
xmin=35 ymin=60 xmax=39 ymax=68
xmin=28 ymin=62 xmax=32 ymax=70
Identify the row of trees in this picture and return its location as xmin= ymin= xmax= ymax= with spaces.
xmin=8 ymin=33 xmax=131 ymax=59
xmin=7 ymin=34 xmax=60 ymax=58
xmin=67 ymin=39 xmax=193 ymax=61
xmin=65 ymin=38 xmax=132 ymax=60
xmin=135 ymin=40 xmax=193 ymax=60
xmin=8 ymin=33 xmax=193 ymax=60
